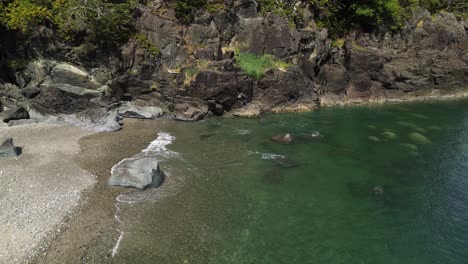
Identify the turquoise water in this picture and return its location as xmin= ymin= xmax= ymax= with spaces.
xmin=114 ymin=99 xmax=468 ymax=263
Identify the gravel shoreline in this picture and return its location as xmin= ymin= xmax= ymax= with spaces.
xmin=0 ymin=122 xmax=97 ymax=263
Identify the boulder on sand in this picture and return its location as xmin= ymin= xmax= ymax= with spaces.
xmin=0 ymin=138 xmax=20 ymax=157
xmin=108 ymin=155 xmax=165 ymax=189
xmin=0 ymin=107 xmax=29 ymax=123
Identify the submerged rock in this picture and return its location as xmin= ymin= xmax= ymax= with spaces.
xmin=408 ymin=132 xmax=432 ymax=145
xmin=381 ymin=131 xmax=398 ymax=140
xmin=0 ymin=138 xmax=20 ymax=157
xmin=271 ymin=133 xmax=294 ymax=144
xmin=109 ymin=155 xmax=165 ymax=190
xmin=262 ymin=170 xmax=284 ymax=184
xmin=272 ymin=156 xmax=297 ymax=168
xmin=200 ymin=133 xmax=216 ymax=141
xmin=368 ymin=136 xmax=380 ymax=143
xmin=400 ymin=143 xmax=418 ymax=151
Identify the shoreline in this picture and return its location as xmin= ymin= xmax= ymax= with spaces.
xmin=319 ymin=87 xmax=468 ymax=108
xmin=7 ymin=92 xmax=467 ymax=262
xmin=31 ymin=118 xmax=164 ymax=264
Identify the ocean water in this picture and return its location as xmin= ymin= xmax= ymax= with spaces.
xmin=112 ymin=99 xmax=468 ymax=264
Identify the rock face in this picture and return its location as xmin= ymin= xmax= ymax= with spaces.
xmin=0 ymin=138 xmax=20 ymax=157
xmin=0 ymin=6 xmax=467 ymax=120
xmin=108 ymin=155 xmax=165 ymax=190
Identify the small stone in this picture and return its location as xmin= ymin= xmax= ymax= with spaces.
xmin=0 ymin=138 xmax=20 ymax=157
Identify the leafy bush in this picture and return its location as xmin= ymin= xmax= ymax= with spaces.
xmin=135 ymin=33 xmax=160 ymax=56
xmin=175 ymin=0 xmax=206 ymax=24
xmin=236 ymin=53 xmax=289 ymax=80
xmin=53 ymin=0 xmax=135 ymax=47
xmin=3 ymin=0 xmax=52 ymax=33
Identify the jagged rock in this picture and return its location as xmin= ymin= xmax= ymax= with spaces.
xmin=0 ymin=138 xmax=20 ymax=157
xmin=31 ymin=87 xmax=97 ymax=114
xmin=118 ymin=102 xmax=163 ymax=119
xmin=231 ymin=102 xmax=262 ymax=118
xmin=0 ymin=107 xmax=29 ymax=123
xmin=173 ymin=97 xmax=209 ymax=121
xmin=234 ymin=0 xmax=258 ymax=18
xmin=108 ymin=155 xmax=165 ymax=190
xmin=21 ymin=87 xmax=41 ymax=99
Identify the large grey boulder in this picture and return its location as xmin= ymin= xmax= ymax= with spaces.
xmin=0 ymin=138 xmax=20 ymax=157
xmin=118 ymin=102 xmax=163 ymax=119
xmin=109 ymin=155 xmax=165 ymax=189
xmin=29 ymin=107 xmax=122 ymax=132
xmin=0 ymin=107 xmax=30 ymax=123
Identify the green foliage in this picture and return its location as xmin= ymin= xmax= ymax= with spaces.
xmin=257 ymin=0 xmax=297 ymax=28
xmin=332 ymin=38 xmax=345 ymax=48
xmin=175 ymin=0 xmax=206 ymax=24
xmin=53 ymin=0 xmax=135 ymax=46
xmin=351 ymin=0 xmax=403 ymax=30
xmin=3 ymin=0 xmax=52 ymax=32
xmin=135 ymin=33 xmax=160 ymax=56
xmin=236 ymin=53 xmax=289 ymax=80
xmin=207 ymin=3 xmax=225 ymax=13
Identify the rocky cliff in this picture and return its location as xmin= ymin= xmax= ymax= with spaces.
xmin=0 ymin=1 xmax=467 ymax=124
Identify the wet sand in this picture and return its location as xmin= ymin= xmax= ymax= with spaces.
xmin=31 ymin=119 xmax=162 ymax=264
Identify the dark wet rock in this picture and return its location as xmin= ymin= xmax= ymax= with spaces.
xmin=108 ymin=155 xmax=165 ymax=190
xmin=21 ymin=87 xmax=41 ymax=99
xmin=31 ymin=87 xmax=98 ymax=115
xmin=0 ymin=107 xmax=29 ymax=123
xmin=8 ymin=119 xmax=38 ymax=127
xmin=0 ymin=138 xmax=21 ymax=157
xmin=271 ymin=134 xmax=294 ymax=144
xmin=373 ymin=186 xmax=384 ymax=195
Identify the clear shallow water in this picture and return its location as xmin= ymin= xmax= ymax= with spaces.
xmin=113 ymin=99 xmax=468 ymax=264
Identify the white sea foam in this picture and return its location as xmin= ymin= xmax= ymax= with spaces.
xmin=235 ymin=129 xmax=251 ymax=135
xmin=142 ymin=132 xmax=176 ymax=155
xmin=111 ymin=231 xmax=124 ymax=258
xmin=261 ymin=153 xmax=286 ymax=160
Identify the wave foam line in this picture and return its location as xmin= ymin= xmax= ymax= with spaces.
xmin=111 ymin=231 xmax=124 ymax=258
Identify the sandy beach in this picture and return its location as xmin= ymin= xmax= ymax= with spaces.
xmin=0 ymin=122 xmax=96 ymax=263
xmin=30 ymin=118 xmax=163 ymax=264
